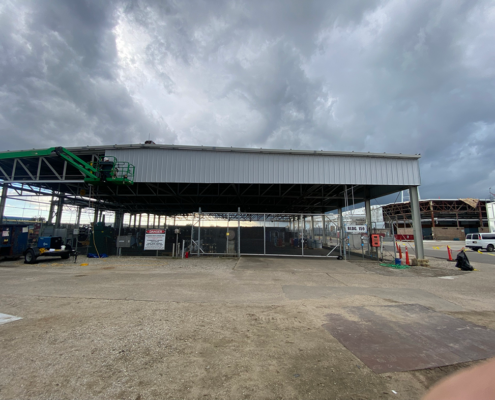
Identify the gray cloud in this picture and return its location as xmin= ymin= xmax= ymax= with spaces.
xmin=0 ymin=0 xmax=494 ymax=199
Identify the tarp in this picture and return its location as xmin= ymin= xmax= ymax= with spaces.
xmin=459 ymin=198 xmax=479 ymax=209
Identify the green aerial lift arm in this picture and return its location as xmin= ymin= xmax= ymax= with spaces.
xmin=0 ymin=147 xmax=134 ymax=185
xmin=0 ymin=148 xmax=58 ymax=159
xmin=52 ymin=147 xmax=100 ymax=183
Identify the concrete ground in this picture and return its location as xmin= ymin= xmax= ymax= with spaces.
xmin=1 ymin=255 xmax=495 ymax=399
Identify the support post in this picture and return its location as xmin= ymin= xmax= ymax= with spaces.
xmin=138 ymin=213 xmax=142 ymax=228
xmin=0 ymin=184 xmax=8 ymax=225
xmin=76 ymin=207 xmax=82 ymax=226
xmin=197 ymin=208 xmax=201 ymax=257
xmin=263 ymin=214 xmax=266 ymax=255
xmin=116 ymin=210 xmax=123 ymax=256
xmin=237 ymin=207 xmax=241 ymax=257
xmin=409 ymin=186 xmax=425 ymax=260
xmin=47 ymin=196 xmax=55 ymax=224
xmin=339 ymin=207 xmax=345 ymax=260
xmin=322 ymin=215 xmax=327 ymax=246
xmin=93 ymin=205 xmax=99 ymax=226
xmin=310 ymin=215 xmax=315 ymax=242
xmin=430 ymin=201 xmax=435 ymax=228
xmin=226 ymin=214 xmax=230 ymax=254
xmin=301 ymin=215 xmax=304 ymax=256
xmin=55 ymin=197 xmax=64 ymax=229
xmin=478 ymin=202 xmax=484 ymax=228
xmin=365 ymin=199 xmax=372 ymax=256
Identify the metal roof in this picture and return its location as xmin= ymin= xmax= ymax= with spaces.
xmin=106 ymin=146 xmax=421 ymax=186
xmin=0 ymin=143 xmax=422 ymax=214
xmin=0 ymin=143 xmax=419 ymax=159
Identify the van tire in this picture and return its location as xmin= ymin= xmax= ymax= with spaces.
xmin=487 ymin=244 xmax=494 ymax=252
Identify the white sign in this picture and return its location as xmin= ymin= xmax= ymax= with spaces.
xmin=488 ymin=202 xmax=495 ymax=233
xmin=144 ymin=229 xmax=166 ymax=251
xmin=345 ymin=225 xmax=367 ymax=233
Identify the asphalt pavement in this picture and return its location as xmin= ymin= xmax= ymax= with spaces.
xmin=386 ymin=241 xmax=495 ymax=265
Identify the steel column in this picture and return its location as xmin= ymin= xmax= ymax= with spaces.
xmin=322 ymin=215 xmax=327 ymax=246
xmin=301 ymin=215 xmax=304 ymax=256
xmin=55 ymin=196 xmax=64 ymax=229
xmin=365 ymin=199 xmax=372 ymax=256
xmin=263 ymin=214 xmax=266 ymax=255
xmin=0 ymin=183 xmax=8 ymax=224
xmin=197 ymin=208 xmax=201 ymax=257
xmin=47 ymin=196 xmax=55 ymax=224
xmin=237 ymin=207 xmax=241 ymax=257
xmin=339 ymin=207 xmax=345 ymax=260
xmin=310 ymin=216 xmax=315 ymax=241
xmin=409 ymin=186 xmax=425 ymax=260
xmin=93 ymin=205 xmax=99 ymax=226
xmin=75 ymin=207 xmax=82 ymax=226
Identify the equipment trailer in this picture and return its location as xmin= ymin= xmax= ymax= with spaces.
xmin=24 ymin=236 xmax=73 ymax=264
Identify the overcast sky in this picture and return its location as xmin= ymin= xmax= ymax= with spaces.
xmin=1 ymin=0 xmax=494 ymax=199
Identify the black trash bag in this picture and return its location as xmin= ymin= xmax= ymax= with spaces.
xmin=455 ymin=251 xmax=474 ymax=271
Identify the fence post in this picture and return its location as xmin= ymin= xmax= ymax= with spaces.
xmin=339 ymin=207 xmax=345 ymax=260
xmin=198 ymin=208 xmax=201 ymax=257
xmin=322 ymin=214 xmax=326 ymax=246
xmin=263 ymin=214 xmax=266 ymax=255
xmin=226 ymin=213 xmax=230 ymax=254
xmin=238 ymin=207 xmax=241 ymax=257
xmin=301 ymin=214 xmax=304 ymax=256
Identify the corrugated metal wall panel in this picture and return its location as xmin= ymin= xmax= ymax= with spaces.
xmin=106 ymin=149 xmax=421 ymax=186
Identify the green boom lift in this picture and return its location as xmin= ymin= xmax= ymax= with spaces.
xmin=0 ymin=147 xmax=135 ymax=185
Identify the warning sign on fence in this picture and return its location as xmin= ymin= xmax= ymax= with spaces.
xmin=144 ymin=229 xmax=166 ymax=251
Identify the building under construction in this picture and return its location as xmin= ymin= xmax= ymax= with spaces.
xmin=382 ymin=198 xmax=490 ymax=240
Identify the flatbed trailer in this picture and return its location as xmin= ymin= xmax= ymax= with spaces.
xmin=23 ymin=236 xmax=74 ymax=264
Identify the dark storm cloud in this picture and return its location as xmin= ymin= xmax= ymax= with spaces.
xmin=0 ymin=0 xmax=175 ymax=150
xmin=0 ymin=0 xmax=494 ymax=198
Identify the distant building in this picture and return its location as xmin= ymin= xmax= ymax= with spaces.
xmin=381 ymin=199 xmax=489 ymax=240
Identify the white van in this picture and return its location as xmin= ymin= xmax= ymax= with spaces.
xmin=465 ymin=233 xmax=495 ymax=252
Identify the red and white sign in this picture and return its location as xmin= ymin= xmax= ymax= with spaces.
xmin=144 ymin=230 xmax=166 ymax=250
xmin=395 ymin=234 xmax=414 ymax=241
xmin=146 ymin=229 xmax=165 ymax=234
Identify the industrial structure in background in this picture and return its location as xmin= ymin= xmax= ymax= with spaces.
xmin=341 ymin=199 xmax=493 ymax=240
xmin=0 ymin=143 xmax=426 ymax=262
xmin=381 ymin=198 xmax=491 ymax=240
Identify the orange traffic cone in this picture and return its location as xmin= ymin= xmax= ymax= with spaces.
xmin=398 ymin=245 xmax=402 ymax=259
xmin=447 ymin=246 xmax=453 ymax=261
xmin=405 ymin=247 xmax=410 ymax=266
